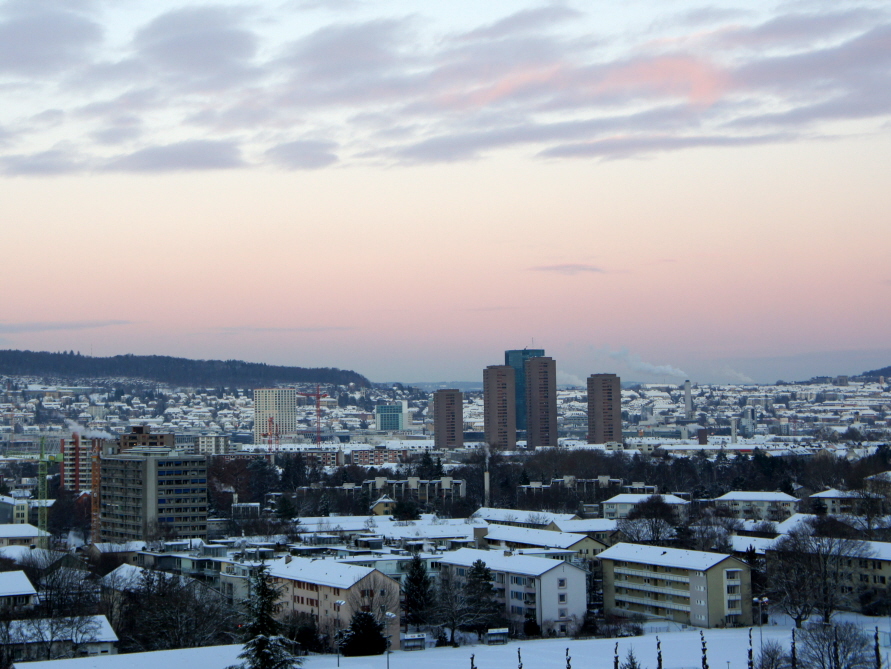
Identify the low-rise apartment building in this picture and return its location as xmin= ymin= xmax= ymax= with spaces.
xmin=439 ymin=548 xmax=587 ymax=636
xmin=484 ymin=525 xmax=606 ymax=562
xmin=712 ymin=491 xmax=799 ymax=521
xmin=600 ymin=543 xmax=752 ymax=628
xmin=601 ymin=494 xmax=689 ymax=520
xmin=268 ymin=556 xmax=401 ymax=649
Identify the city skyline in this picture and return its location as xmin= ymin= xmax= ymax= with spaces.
xmin=1 ymin=1 xmax=890 ymax=385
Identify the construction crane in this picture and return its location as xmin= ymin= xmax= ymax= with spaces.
xmin=298 ymin=385 xmax=328 ymax=445
xmin=261 ymin=416 xmax=281 ymax=451
xmin=37 ymin=437 xmax=48 ymax=540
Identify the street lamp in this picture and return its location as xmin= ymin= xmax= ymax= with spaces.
xmin=753 ymin=597 xmax=769 ymax=654
xmin=384 ymin=612 xmax=397 ymax=669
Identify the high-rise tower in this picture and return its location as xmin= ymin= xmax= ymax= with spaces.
xmin=525 ymin=357 xmax=557 ymax=448
xmin=504 ymin=348 xmax=545 ymax=431
xmin=253 ymin=388 xmax=297 ymax=444
xmin=587 ymin=373 xmax=621 ymax=444
xmin=433 ymin=389 xmax=463 ymax=449
xmin=484 ymin=365 xmax=516 ymax=449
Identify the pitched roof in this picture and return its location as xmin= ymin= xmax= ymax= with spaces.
xmin=267 ymin=556 xmax=376 ymax=589
xmin=714 ymin=491 xmax=798 ymax=502
xmin=598 ymin=542 xmax=735 ymax=571
xmin=552 ymin=519 xmax=618 ymax=533
xmin=602 ymin=494 xmax=689 ymax=505
xmin=438 ymin=548 xmax=584 ymax=577
xmin=13 ymin=643 xmax=243 ymax=669
xmin=485 ymin=525 xmax=590 ymax=550
xmin=473 ymin=507 xmax=578 ymax=524
xmin=0 ymin=570 xmax=36 ymax=597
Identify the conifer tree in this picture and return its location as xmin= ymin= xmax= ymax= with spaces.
xmin=340 ymin=611 xmax=387 ymax=657
xmin=229 ymin=565 xmax=301 ymax=669
xmin=465 ymin=559 xmax=502 ymax=635
xmin=403 ymin=554 xmax=434 ymax=630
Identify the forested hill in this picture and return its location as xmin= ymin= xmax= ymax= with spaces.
xmin=860 ymin=365 xmax=891 ymax=380
xmin=0 ymin=350 xmax=370 ymax=388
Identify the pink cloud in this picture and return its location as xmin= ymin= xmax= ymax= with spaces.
xmin=592 ymin=56 xmax=730 ymax=106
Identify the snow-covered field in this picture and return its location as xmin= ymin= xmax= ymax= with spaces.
xmin=304 ymin=627 xmax=798 ymax=669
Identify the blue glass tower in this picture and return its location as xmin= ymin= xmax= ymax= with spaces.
xmin=504 ymin=348 xmax=545 ymax=431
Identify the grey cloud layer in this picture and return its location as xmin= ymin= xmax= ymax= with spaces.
xmin=1 ymin=2 xmax=889 ymax=174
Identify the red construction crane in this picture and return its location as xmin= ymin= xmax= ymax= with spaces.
xmin=298 ymin=385 xmax=328 ymax=445
xmin=261 ymin=416 xmax=281 ymax=451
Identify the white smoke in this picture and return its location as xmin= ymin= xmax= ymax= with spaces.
xmin=65 ymin=420 xmax=114 ymax=440
xmin=606 ymin=348 xmax=687 ymax=379
xmin=556 ymin=371 xmax=586 ymax=388
xmin=712 ymin=365 xmax=756 ymax=385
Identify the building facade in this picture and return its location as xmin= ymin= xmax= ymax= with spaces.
xmin=253 ymin=388 xmax=297 ymax=444
xmin=525 ymin=357 xmax=557 ymax=448
xmin=587 ymin=373 xmax=621 ymax=444
xmin=712 ymin=491 xmax=798 ymax=521
xmin=600 ymin=543 xmax=752 ymax=628
xmin=484 ymin=365 xmax=516 ymax=449
xmin=61 ymin=435 xmax=106 ymax=493
xmin=375 ymin=402 xmax=408 ymax=431
xmin=118 ymin=426 xmax=175 ymax=451
xmin=433 ymin=389 xmax=463 ymax=449
xmin=99 ymin=448 xmax=208 ymax=542
xmin=504 ymin=349 xmax=545 ymax=431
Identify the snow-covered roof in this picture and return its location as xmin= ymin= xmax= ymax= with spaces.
xmin=13 ymin=643 xmax=243 ymax=669
xmin=0 ymin=523 xmax=46 ymax=538
xmin=8 ymin=615 xmax=117 ymax=645
xmin=485 ymin=525 xmax=590 ymax=550
xmin=438 ymin=548 xmax=583 ymax=577
xmin=714 ymin=491 xmax=797 ymax=502
xmin=598 ymin=542 xmax=735 ymax=571
xmin=775 ymin=514 xmax=817 ymax=534
xmin=377 ymin=523 xmax=476 ymax=541
xmin=730 ymin=536 xmax=776 ymax=555
xmin=267 ymin=556 xmax=376 ymax=589
xmin=0 ymin=546 xmax=65 ymax=565
xmin=602 ymin=494 xmax=689 ymax=506
xmin=473 ymin=507 xmax=578 ymax=524
xmin=551 ymin=519 xmax=618 ymax=534
xmin=0 ymin=570 xmax=36 ymax=597
xmin=811 ymin=488 xmax=878 ymax=499
xmin=89 ymin=541 xmax=146 ymax=553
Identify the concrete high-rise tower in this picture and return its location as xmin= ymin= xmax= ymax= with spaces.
xmin=484 ymin=365 xmax=516 ymax=449
xmin=504 ymin=348 xmax=545 ymax=432
xmin=587 ymin=373 xmax=621 ymax=444
xmin=253 ymin=388 xmax=297 ymax=444
xmin=684 ymin=380 xmax=693 ymax=420
xmin=433 ymin=389 xmax=463 ymax=449
xmin=525 ymin=357 xmax=557 ymax=448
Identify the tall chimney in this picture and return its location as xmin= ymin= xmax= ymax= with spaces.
xmin=731 ymin=418 xmax=738 ymax=444
xmin=483 ymin=470 xmax=490 ymax=508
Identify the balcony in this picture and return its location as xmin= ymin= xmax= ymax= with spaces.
xmin=615 ymin=567 xmax=689 ymax=584
xmin=614 ymin=593 xmax=690 ymax=612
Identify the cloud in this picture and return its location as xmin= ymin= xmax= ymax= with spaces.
xmin=607 ymin=348 xmax=688 ymax=379
xmin=132 ymin=6 xmax=261 ymax=90
xmin=539 ymin=132 xmax=793 ymax=159
xmin=461 ymin=5 xmax=584 ymax=42
xmin=0 ymin=320 xmax=130 ymax=334
xmin=0 ymin=1 xmax=102 ymax=76
xmin=265 ymin=140 xmax=338 ymax=169
xmin=104 ymin=140 xmax=245 ymax=172
xmin=0 ymin=148 xmax=88 ymax=176
xmin=213 ymin=325 xmax=355 ymax=334
xmin=530 ymin=264 xmax=604 ymax=275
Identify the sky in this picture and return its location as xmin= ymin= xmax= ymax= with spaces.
xmin=1 ymin=0 xmax=890 ymax=386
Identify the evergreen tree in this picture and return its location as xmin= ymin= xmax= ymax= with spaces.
xmin=340 ymin=611 xmax=387 ymax=657
xmin=464 ymin=559 xmax=502 ymax=636
xmin=229 ymin=566 xmax=301 ymax=669
xmin=403 ymin=554 xmax=434 ymax=630
xmin=276 ymin=495 xmax=297 ymax=521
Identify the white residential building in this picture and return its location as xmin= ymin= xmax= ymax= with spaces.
xmin=439 ymin=547 xmax=587 ymax=636
xmin=253 ymin=388 xmax=297 ymax=443
xmin=601 ymin=494 xmax=689 ymax=520
xmin=712 ymin=491 xmax=798 ymax=521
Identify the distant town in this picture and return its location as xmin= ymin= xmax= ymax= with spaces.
xmin=1 ymin=348 xmax=890 ymax=668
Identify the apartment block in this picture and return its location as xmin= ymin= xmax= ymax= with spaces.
xmin=587 ymin=373 xmax=621 ymax=444
xmin=99 ymin=448 xmax=208 ymax=542
xmin=600 ymin=543 xmax=752 ymax=628
xmin=525 ymin=357 xmax=557 ymax=448
xmin=61 ymin=435 xmax=106 ymax=493
xmin=196 ymin=434 xmax=232 ymax=455
xmin=601 ymin=493 xmax=690 ymax=520
xmin=433 ymin=389 xmax=463 ymax=449
xmin=712 ymin=491 xmax=798 ymax=521
xmin=439 ymin=548 xmax=587 ymax=636
xmin=484 ymin=365 xmax=516 ymax=449
xmin=118 ymin=426 xmax=175 ymax=451
xmin=268 ymin=555 xmax=401 ymax=649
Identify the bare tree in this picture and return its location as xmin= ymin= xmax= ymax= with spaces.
xmin=767 ymin=530 xmax=819 ymax=628
xmin=798 ymin=622 xmax=872 ymax=669
xmin=617 ymin=518 xmax=675 ymax=546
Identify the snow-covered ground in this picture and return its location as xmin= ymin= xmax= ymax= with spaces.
xmin=304 ymin=627 xmax=798 ymax=669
